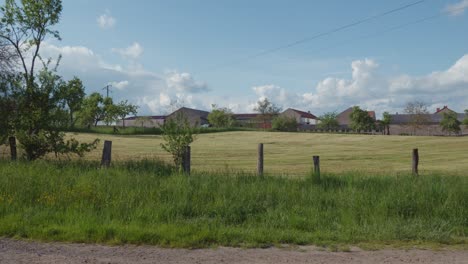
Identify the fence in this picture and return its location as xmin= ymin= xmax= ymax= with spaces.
xmin=4 ymin=137 xmax=422 ymax=177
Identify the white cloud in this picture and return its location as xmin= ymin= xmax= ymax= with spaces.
xmin=97 ymin=11 xmax=116 ymax=29
xmin=38 ymin=41 xmax=468 ymax=118
xmin=111 ymin=42 xmax=144 ymax=60
xmin=445 ymin=0 xmax=468 ymax=16
xmin=166 ymin=71 xmax=210 ymax=93
xmin=109 ymin=80 xmax=129 ymax=90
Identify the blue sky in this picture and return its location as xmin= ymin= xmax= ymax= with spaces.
xmin=28 ymin=0 xmax=468 ymax=116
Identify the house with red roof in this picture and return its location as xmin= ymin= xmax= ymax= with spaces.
xmin=280 ymin=108 xmax=319 ymax=125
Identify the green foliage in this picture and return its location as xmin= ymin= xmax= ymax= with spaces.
xmin=207 ymin=106 xmax=234 ymax=128
xmin=58 ymin=77 xmax=85 ymax=127
xmin=317 ymin=112 xmax=339 ymax=131
xmin=350 ymin=106 xmax=375 ymax=133
xmin=381 ymin=112 xmax=392 ymax=135
xmin=0 ymin=0 xmax=63 ymax=85
xmin=116 ymin=100 xmax=138 ymax=128
xmin=0 ymin=160 xmax=466 ymax=248
xmin=463 ymin=110 xmax=468 ymax=126
xmin=254 ymin=98 xmax=282 ymax=128
xmin=77 ymin=92 xmax=104 ymax=127
xmin=160 ymin=113 xmax=197 ymax=169
xmin=272 ymin=115 xmax=298 ymax=131
xmin=440 ymin=111 xmax=461 ymax=135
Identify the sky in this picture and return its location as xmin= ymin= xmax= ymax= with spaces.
xmin=16 ymin=0 xmax=468 ymax=117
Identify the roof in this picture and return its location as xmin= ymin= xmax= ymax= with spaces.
xmin=124 ymin=115 xmax=166 ymax=121
xmin=390 ymin=113 xmax=466 ymax=124
xmin=286 ymin=108 xmax=317 ymax=119
xmin=434 ymin=106 xmax=454 ymax=114
xmin=168 ymin=107 xmax=210 ymax=118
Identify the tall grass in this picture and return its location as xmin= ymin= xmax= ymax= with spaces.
xmin=0 ymin=160 xmax=466 ymax=248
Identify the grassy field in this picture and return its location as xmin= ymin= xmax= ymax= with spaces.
xmin=0 ymin=160 xmax=466 ymax=248
xmin=11 ymin=131 xmax=465 ymax=176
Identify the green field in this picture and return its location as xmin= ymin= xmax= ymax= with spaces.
xmin=47 ymin=131 xmax=468 ymax=175
xmin=0 ymin=160 xmax=466 ymax=248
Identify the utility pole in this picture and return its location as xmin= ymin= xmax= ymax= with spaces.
xmin=102 ymin=84 xmax=112 ymax=98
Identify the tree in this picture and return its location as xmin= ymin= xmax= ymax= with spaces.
xmin=272 ymin=115 xmax=298 ymax=132
xmin=77 ymin=92 xmax=104 ymax=127
xmin=0 ymin=0 xmax=97 ymax=160
xmin=116 ymin=100 xmax=138 ymax=128
xmin=135 ymin=116 xmax=153 ymax=128
xmin=58 ymin=77 xmax=85 ymax=127
xmin=0 ymin=0 xmax=62 ymax=87
xmin=317 ymin=112 xmax=339 ymax=131
xmin=0 ymin=73 xmax=20 ymax=143
xmin=404 ymin=101 xmax=430 ymax=134
xmin=160 ymin=112 xmax=197 ymax=170
xmin=440 ymin=111 xmax=461 ymax=135
xmin=463 ymin=109 xmax=468 ymax=126
xmin=350 ymin=106 xmax=375 ymax=133
xmin=381 ymin=112 xmax=392 ymax=135
xmin=207 ymin=105 xmax=234 ymax=128
xmin=254 ymin=98 xmax=282 ymax=129
xmin=0 ymin=39 xmax=17 ymax=74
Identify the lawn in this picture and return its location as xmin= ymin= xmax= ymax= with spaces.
xmin=0 ymin=160 xmax=466 ymax=248
xmin=39 ymin=131 xmax=468 ymax=175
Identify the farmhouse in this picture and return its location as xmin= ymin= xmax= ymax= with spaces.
xmin=117 ymin=115 xmax=165 ymax=128
xmin=389 ymin=106 xmax=467 ymax=136
xmin=280 ymin=108 xmax=319 ymax=125
xmin=337 ymin=107 xmax=376 ymax=129
xmin=166 ymin=107 xmax=210 ymax=127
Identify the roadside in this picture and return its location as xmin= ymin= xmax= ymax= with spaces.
xmin=0 ymin=238 xmax=467 ymax=264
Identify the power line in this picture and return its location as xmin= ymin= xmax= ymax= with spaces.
xmin=206 ymin=0 xmax=426 ymax=71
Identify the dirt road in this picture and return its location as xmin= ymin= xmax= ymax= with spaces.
xmin=0 ymin=238 xmax=467 ymax=264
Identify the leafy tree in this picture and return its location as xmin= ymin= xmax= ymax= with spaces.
xmin=272 ymin=115 xmax=298 ymax=132
xmin=0 ymin=0 xmax=62 ymax=87
xmin=440 ymin=111 xmax=461 ymax=135
xmin=58 ymin=77 xmax=85 ymax=127
xmin=463 ymin=109 xmax=468 ymax=126
xmin=0 ymin=73 xmax=20 ymax=143
xmin=254 ymin=98 xmax=282 ymax=129
xmin=14 ymin=67 xmax=98 ymax=160
xmin=350 ymin=106 xmax=375 ymax=133
xmin=135 ymin=116 xmax=153 ymax=128
xmin=0 ymin=39 xmax=17 ymax=74
xmin=0 ymin=0 xmax=98 ymax=160
xmin=78 ymin=92 xmax=104 ymax=127
xmin=317 ymin=112 xmax=339 ymax=131
xmin=404 ymin=101 xmax=430 ymax=134
xmin=116 ymin=100 xmax=138 ymax=128
xmin=102 ymin=97 xmax=119 ymax=126
xmin=208 ymin=105 xmax=234 ymax=128
xmin=160 ymin=112 xmax=197 ymax=170
xmin=381 ymin=112 xmax=392 ymax=135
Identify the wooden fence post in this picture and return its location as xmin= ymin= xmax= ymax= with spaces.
xmin=412 ymin=148 xmax=419 ymax=176
xmin=9 ymin=136 xmax=17 ymax=161
xmin=257 ymin=143 xmax=264 ymax=176
xmin=101 ymin=140 xmax=112 ymax=168
xmin=313 ymin=156 xmax=320 ymax=179
xmin=182 ymin=145 xmax=191 ymax=175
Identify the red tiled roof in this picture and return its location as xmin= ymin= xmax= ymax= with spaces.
xmin=367 ymin=111 xmax=376 ymax=120
xmin=289 ymin=109 xmax=317 ymax=119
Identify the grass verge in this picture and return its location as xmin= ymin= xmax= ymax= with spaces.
xmin=0 ymin=160 xmax=466 ymax=248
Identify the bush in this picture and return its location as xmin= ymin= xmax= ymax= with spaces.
xmin=272 ymin=116 xmax=298 ymax=132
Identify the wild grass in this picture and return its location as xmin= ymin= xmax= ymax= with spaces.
xmin=0 ymin=160 xmax=466 ymax=248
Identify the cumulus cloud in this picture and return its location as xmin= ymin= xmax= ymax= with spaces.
xmin=109 ymin=80 xmax=129 ymax=90
xmin=445 ymin=0 xmax=468 ymax=16
xmin=111 ymin=42 xmax=144 ymax=60
xmin=166 ymin=71 xmax=210 ymax=93
xmin=97 ymin=11 xmax=116 ymax=29
xmin=38 ymin=41 xmax=468 ymax=118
